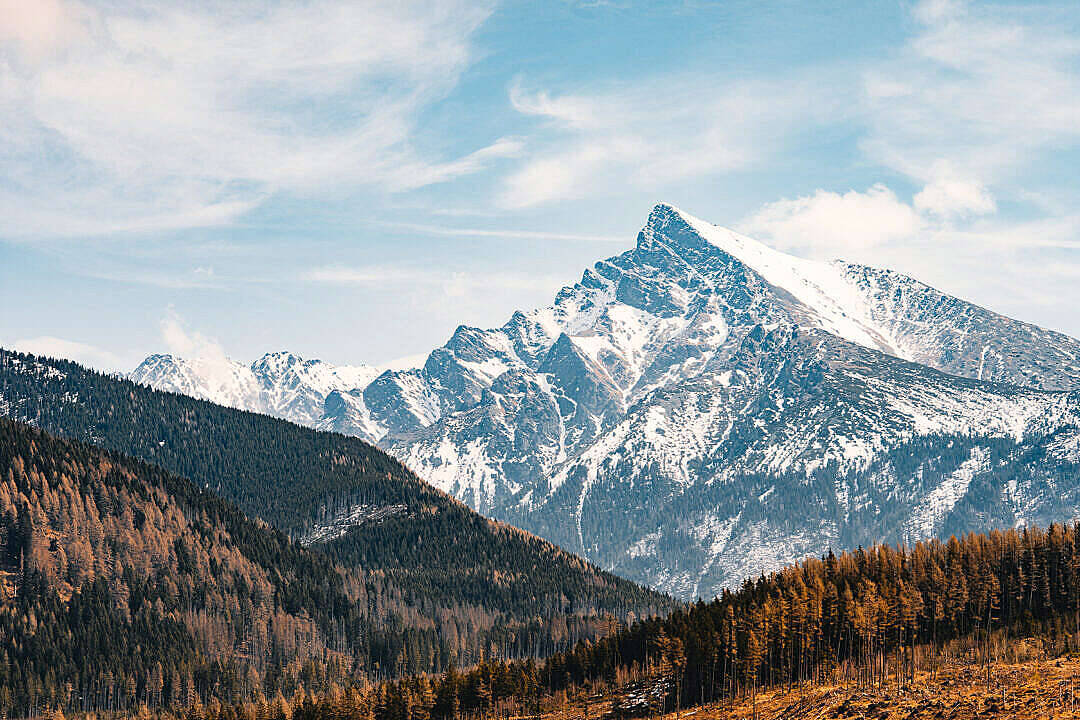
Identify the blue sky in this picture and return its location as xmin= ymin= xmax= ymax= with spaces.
xmin=2 ymin=0 xmax=1079 ymax=371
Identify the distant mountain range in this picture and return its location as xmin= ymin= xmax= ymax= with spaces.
xmin=128 ymin=204 xmax=1080 ymax=599
xmin=131 ymin=350 xmax=383 ymax=428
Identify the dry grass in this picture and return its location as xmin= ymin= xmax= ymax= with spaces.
xmin=543 ymin=658 xmax=1080 ymax=720
xmin=688 ymin=660 xmax=1080 ymax=719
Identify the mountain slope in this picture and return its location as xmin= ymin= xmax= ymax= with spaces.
xmin=381 ymin=206 xmax=1080 ymax=598
xmin=126 ymin=204 xmax=1080 ymax=599
xmin=0 ymin=349 xmax=671 ymax=666
xmin=0 ymin=417 xmax=375 ymax=712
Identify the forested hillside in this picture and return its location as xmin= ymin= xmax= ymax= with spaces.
xmin=0 ymin=351 xmax=669 ymax=697
xmin=0 ymin=348 xmax=426 ymax=533
xmin=0 ymin=418 xmax=369 ymax=714
xmin=10 ymin=401 xmax=1080 ymax=720
xmin=122 ymin=522 xmax=1080 ymax=720
xmin=0 ymin=418 xmax=667 ymax=717
xmin=539 ymin=522 xmax=1080 ymax=710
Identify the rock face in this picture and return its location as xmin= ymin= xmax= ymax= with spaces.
xmin=131 ymin=204 xmax=1080 ymax=600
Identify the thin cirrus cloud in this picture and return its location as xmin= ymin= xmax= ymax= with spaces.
xmin=302 ymin=264 xmax=572 ymax=337
xmin=726 ymin=0 xmax=1080 ymax=331
xmin=728 ymin=0 xmax=1079 ymax=330
xmin=859 ymin=0 xmax=1080 ymax=186
xmin=500 ymin=0 xmax=1079 ymax=229
xmin=375 ymin=220 xmax=625 ymax=244
xmin=304 ymin=264 xmax=567 ymax=296
xmin=0 ymin=0 xmax=513 ymax=238
xmin=497 ymin=75 xmax=847 ymax=209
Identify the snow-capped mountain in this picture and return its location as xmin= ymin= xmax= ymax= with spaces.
xmin=131 ymin=204 xmax=1080 ymax=600
xmin=131 ymin=352 xmax=264 ymax=411
xmin=131 ymin=350 xmax=381 ymax=427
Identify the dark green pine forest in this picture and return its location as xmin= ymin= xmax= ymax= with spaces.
xmin=0 ymin=349 xmax=670 ymax=715
xmin=271 ymin=522 xmax=1080 ymax=720
xmin=0 ymin=417 xmax=369 ymax=712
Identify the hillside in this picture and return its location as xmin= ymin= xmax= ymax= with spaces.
xmin=0 ymin=350 xmax=670 ymax=674
xmin=160 ymin=522 xmax=1080 ymax=720
xmin=0 ymin=417 xmax=371 ymax=714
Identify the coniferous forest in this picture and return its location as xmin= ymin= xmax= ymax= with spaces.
xmin=194 ymin=522 xmax=1080 ymax=720
xmin=10 ymin=403 xmax=1080 ymax=718
xmin=0 ymin=356 xmax=668 ymax=718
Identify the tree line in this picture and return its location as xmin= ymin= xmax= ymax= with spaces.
xmin=116 ymin=521 xmax=1080 ymax=720
xmin=0 ymin=349 xmax=670 ymax=710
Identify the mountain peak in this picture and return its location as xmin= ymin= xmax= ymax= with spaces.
xmin=134 ymin=352 xmax=181 ymax=369
xmin=640 ymin=203 xmax=794 ymax=274
xmin=645 ymin=202 xmax=788 ymax=265
xmin=252 ymin=350 xmax=304 ymax=371
xmin=635 ymin=203 xmax=900 ymax=352
xmin=638 ymin=202 xmax=708 ymax=253
xmin=119 ymin=202 xmax=1080 ymax=602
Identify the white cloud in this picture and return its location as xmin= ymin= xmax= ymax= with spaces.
xmin=912 ymin=0 xmax=966 ymax=25
xmin=377 ymin=353 xmax=429 ymax=372
xmin=734 ymin=0 xmax=1079 ymax=319
xmin=159 ymin=310 xmax=244 ymax=392
xmin=913 ymin=162 xmax=996 ymax=218
xmin=161 ymin=312 xmax=223 ymax=361
xmin=11 ymin=335 xmax=124 ymax=370
xmin=740 ymin=184 xmax=924 ymax=256
xmin=734 ymin=0 xmax=1080 ymax=336
xmin=498 ymin=0 xmax=1079 ymax=224
xmin=861 ymin=0 xmax=1080 ymax=186
xmin=739 ymin=176 xmax=1067 ymax=264
xmin=0 ymin=0 xmax=88 ymax=62
xmin=738 ymin=181 xmax=1080 ymax=338
xmin=0 ymin=0 xmax=502 ymax=238
xmin=499 ymin=76 xmax=839 ymax=209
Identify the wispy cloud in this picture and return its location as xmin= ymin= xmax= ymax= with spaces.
xmin=304 ymin=264 xmax=567 ymax=295
xmin=301 ymin=263 xmax=574 ymax=349
xmin=0 ymin=0 xmax=502 ymax=238
xmin=160 ymin=311 xmax=230 ymax=363
xmin=860 ymin=0 xmax=1080 ymax=186
xmin=156 ymin=310 xmax=254 ymax=391
xmin=498 ymin=0 xmax=1080 ymax=223
xmin=498 ymin=74 xmax=847 ymax=209
xmin=912 ymin=162 xmax=996 ymax=219
xmin=736 ymin=0 xmax=1080 ymax=328
xmin=378 ymin=220 xmax=625 ymax=243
